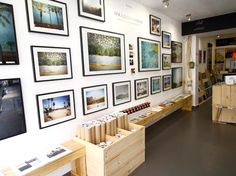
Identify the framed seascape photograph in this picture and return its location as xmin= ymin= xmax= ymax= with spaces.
xmin=135 ymin=78 xmax=149 ymax=100
xmin=0 ymin=2 xmax=19 ymax=65
xmin=138 ymin=37 xmax=161 ymax=72
xmin=171 ymin=41 xmax=182 ymax=63
xmin=163 ymin=75 xmax=171 ymax=91
xmin=36 ymin=90 xmax=76 ymax=129
xmin=25 ymin=0 xmax=69 ymax=36
xmin=162 ymin=54 xmax=171 ymax=70
xmin=0 ymin=78 xmax=26 ymax=140
xmin=151 ymin=76 xmax=161 ymax=94
xmin=162 ymin=31 xmax=171 ymax=49
xmin=80 ymin=26 xmax=126 ymax=76
xmin=172 ymin=67 xmax=183 ymax=89
xmin=31 ymin=46 xmax=72 ymax=82
xmin=78 ymin=0 xmax=105 ymax=22
xmin=82 ymin=84 xmax=108 ymax=115
xmin=150 ymin=15 xmax=161 ymax=36
xmin=112 ymin=81 xmax=131 ymax=106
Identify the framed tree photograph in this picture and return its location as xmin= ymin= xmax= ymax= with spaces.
xmin=112 ymin=81 xmax=131 ymax=106
xmin=135 ymin=78 xmax=149 ymax=100
xmin=162 ymin=54 xmax=171 ymax=70
xmin=162 ymin=31 xmax=171 ymax=49
xmin=150 ymin=15 xmax=161 ymax=36
xmin=0 ymin=2 xmax=19 ymax=65
xmin=171 ymin=41 xmax=182 ymax=63
xmin=36 ymin=90 xmax=76 ymax=129
xmin=0 ymin=78 xmax=26 ymax=140
xmin=25 ymin=0 xmax=69 ymax=36
xmin=31 ymin=46 xmax=73 ymax=82
xmin=78 ymin=0 xmax=105 ymax=22
xmin=80 ymin=26 xmax=126 ymax=76
xmin=82 ymin=84 xmax=108 ymax=115
xmin=163 ymin=75 xmax=171 ymax=91
xmin=172 ymin=67 xmax=183 ymax=89
xmin=138 ymin=37 xmax=161 ymax=72
xmin=151 ymin=76 xmax=161 ymax=94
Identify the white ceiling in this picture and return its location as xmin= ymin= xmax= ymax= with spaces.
xmin=133 ymin=0 xmax=236 ymax=22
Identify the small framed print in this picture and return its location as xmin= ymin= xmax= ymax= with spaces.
xmin=171 ymin=41 xmax=182 ymax=63
xmin=163 ymin=75 xmax=171 ymax=91
xmin=151 ymin=76 xmax=161 ymax=94
xmin=112 ymin=81 xmax=131 ymax=106
xmin=78 ymin=0 xmax=105 ymax=22
xmin=36 ymin=90 xmax=76 ymax=129
xmin=31 ymin=46 xmax=72 ymax=82
xmin=162 ymin=31 xmax=171 ymax=49
xmin=150 ymin=15 xmax=161 ymax=36
xmin=82 ymin=84 xmax=108 ymax=115
xmin=135 ymin=78 xmax=149 ymax=100
xmin=162 ymin=54 xmax=171 ymax=70
xmin=172 ymin=67 xmax=183 ymax=89
xmin=25 ymin=0 xmax=69 ymax=36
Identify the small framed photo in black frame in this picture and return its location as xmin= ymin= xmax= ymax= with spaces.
xmin=150 ymin=76 xmax=161 ymax=94
xmin=150 ymin=15 xmax=161 ymax=36
xmin=162 ymin=54 xmax=171 ymax=70
xmin=171 ymin=41 xmax=182 ymax=63
xmin=135 ymin=78 xmax=149 ymax=100
xmin=163 ymin=75 xmax=171 ymax=91
xmin=172 ymin=67 xmax=183 ymax=89
xmin=112 ymin=81 xmax=131 ymax=106
xmin=162 ymin=31 xmax=171 ymax=49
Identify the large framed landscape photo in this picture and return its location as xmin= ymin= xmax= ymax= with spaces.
xmin=135 ymin=78 xmax=149 ymax=100
xmin=172 ymin=67 xmax=183 ymax=89
xmin=0 ymin=2 xmax=19 ymax=65
xmin=138 ymin=37 xmax=161 ymax=72
xmin=151 ymin=76 xmax=161 ymax=94
xmin=171 ymin=41 xmax=182 ymax=63
xmin=80 ymin=26 xmax=126 ymax=76
xmin=31 ymin=46 xmax=72 ymax=82
xmin=0 ymin=78 xmax=26 ymax=140
xmin=163 ymin=75 xmax=171 ymax=91
xmin=25 ymin=0 xmax=69 ymax=36
xmin=112 ymin=81 xmax=131 ymax=106
xmin=82 ymin=84 xmax=108 ymax=115
xmin=78 ymin=0 xmax=105 ymax=22
xmin=36 ymin=90 xmax=76 ymax=129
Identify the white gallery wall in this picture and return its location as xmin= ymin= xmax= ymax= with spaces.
xmin=0 ymin=0 xmax=184 ymax=170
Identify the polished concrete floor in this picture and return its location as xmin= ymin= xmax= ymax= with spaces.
xmin=131 ymin=100 xmax=236 ymax=176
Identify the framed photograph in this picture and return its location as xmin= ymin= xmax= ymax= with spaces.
xmin=82 ymin=84 xmax=108 ymax=115
xmin=80 ymin=26 xmax=126 ymax=76
xmin=163 ymin=75 xmax=171 ymax=91
xmin=36 ymin=90 xmax=76 ymax=129
xmin=171 ymin=41 xmax=182 ymax=63
xmin=138 ymin=37 xmax=161 ymax=72
xmin=0 ymin=78 xmax=26 ymax=140
xmin=0 ymin=2 xmax=19 ymax=65
xmin=162 ymin=54 xmax=171 ymax=70
xmin=78 ymin=0 xmax=105 ymax=22
xmin=203 ymin=50 xmax=206 ymax=63
xmin=172 ymin=67 xmax=183 ymax=89
xmin=135 ymin=78 xmax=149 ymax=100
xmin=25 ymin=0 xmax=69 ymax=36
xmin=112 ymin=81 xmax=131 ymax=106
xmin=150 ymin=15 xmax=161 ymax=36
xmin=151 ymin=76 xmax=161 ymax=94
xmin=162 ymin=31 xmax=171 ymax=49
xmin=199 ymin=50 xmax=202 ymax=63
xmin=31 ymin=46 xmax=72 ymax=82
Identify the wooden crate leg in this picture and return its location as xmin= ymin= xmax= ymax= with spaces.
xmin=71 ymin=156 xmax=87 ymax=176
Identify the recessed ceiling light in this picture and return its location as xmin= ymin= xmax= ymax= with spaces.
xmin=186 ymin=14 xmax=191 ymax=21
xmin=163 ymin=0 xmax=169 ymax=8
xmin=217 ymin=35 xmax=220 ymax=38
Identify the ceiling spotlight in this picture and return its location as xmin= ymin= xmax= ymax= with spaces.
xmin=163 ymin=0 xmax=169 ymax=8
xmin=217 ymin=34 xmax=220 ymax=38
xmin=186 ymin=14 xmax=191 ymax=21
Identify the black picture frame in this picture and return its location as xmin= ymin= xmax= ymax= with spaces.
xmin=163 ymin=75 xmax=172 ymax=91
xmin=171 ymin=41 xmax=182 ymax=63
xmin=150 ymin=15 xmax=161 ymax=36
xmin=0 ymin=2 xmax=19 ymax=65
xmin=172 ymin=67 xmax=183 ymax=89
xmin=162 ymin=53 xmax=171 ymax=70
xmin=162 ymin=31 xmax=171 ymax=49
xmin=135 ymin=78 xmax=149 ymax=100
xmin=150 ymin=76 xmax=161 ymax=95
xmin=112 ymin=81 xmax=131 ymax=106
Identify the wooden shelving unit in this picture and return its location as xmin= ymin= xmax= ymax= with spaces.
xmin=198 ymin=71 xmax=213 ymax=104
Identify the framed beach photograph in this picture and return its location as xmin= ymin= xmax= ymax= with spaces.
xmin=162 ymin=31 xmax=171 ymax=49
xmin=171 ymin=41 xmax=182 ymax=63
xmin=135 ymin=78 xmax=149 ymax=100
xmin=150 ymin=15 xmax=161 ymax=36
xmin=31 ymin=46 xmax=72 ymax=82
xmin=82 ymin=84 xmax=108 ymax=115
xmin=0 ymin=78 xmax=26 ymax=140
xmin=151 ymin=76 xmax=161 ymax=94
xmin=80 ymin=26 xmax=126 ymax=76
xmin=138 ymin=37 xmax=161 ymax=72
xmin=0 ymin=2 xmax=19 ymax=65
xmin=78 ymin=0 xmax=105 ymax=22
xmin=172 ymin=67 xmax=183 ymax=89
xmin=163 ymin=75 xmax=171 ymax=91
xmin=25 ymin=0 xmax=69 ymax=36
xmin=112 ymin=81 xmax=131 ymax=106
xmin=36 ymin=90 xmax=76 ymax=129
xmin=162 ymin=54 xmax=171 ymax=70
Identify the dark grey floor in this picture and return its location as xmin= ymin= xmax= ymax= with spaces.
xmin=131 ymin=100 xmax=236 ymax=176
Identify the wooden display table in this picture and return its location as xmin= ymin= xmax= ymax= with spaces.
xmin=0 ymin=140 xmax=86 ymax=176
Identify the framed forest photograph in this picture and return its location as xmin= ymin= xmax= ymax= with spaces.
xmin=172 ymin=67 xmax=183 ymax=89
xmin=25 ymin=0 xmax=69 ymax=36
xmin=80 ymin=26 xmax=126 ymax=76
xmin=150 ymin=15 xmax=161 ymax=36
xmin=171 ymin=41 xmax=182 ymax=63
xmin=162 ymin=54 xmax=171 ymax=70
xmin=151 ymin=76 xmax=161 ymax=94
xmin=163 ymin=75 xmax=171 ymax=91
xmin=162 ymin=31 xmax=171 ymax=49
xmin=112 ymin=81 xmax=131 ymax=106
xmin=135 ymin=78 xmax=149 ymax=100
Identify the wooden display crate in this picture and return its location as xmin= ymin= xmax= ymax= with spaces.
xmin=74 ymin=123 xmax=145 ymax=176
